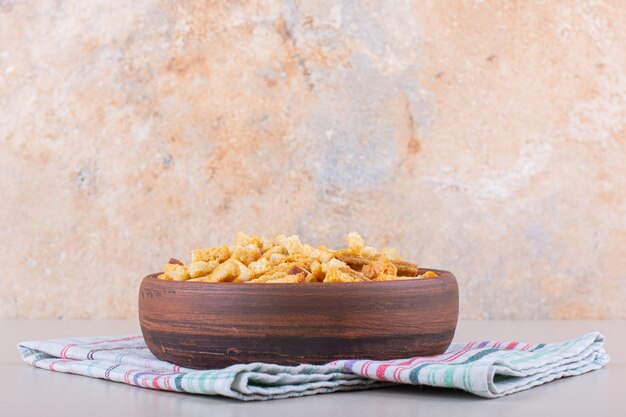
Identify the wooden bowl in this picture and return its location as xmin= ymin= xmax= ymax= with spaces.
xmin=138 ymin=270 xmax=459 ymax=369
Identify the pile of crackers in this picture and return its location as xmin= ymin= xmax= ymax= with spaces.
xmin=158 ymin=232 xmax=437 ymax=284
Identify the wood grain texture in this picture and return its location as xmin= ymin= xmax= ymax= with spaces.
xmin=138 ymin=270 xmax=459 ymax=368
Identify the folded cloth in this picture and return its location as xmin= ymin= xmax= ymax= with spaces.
xmin=17 ymin=332 xmax=609 ymax=401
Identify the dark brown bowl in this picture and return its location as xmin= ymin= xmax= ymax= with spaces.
xmin=138 ymin=270 xmax=459 ymax=369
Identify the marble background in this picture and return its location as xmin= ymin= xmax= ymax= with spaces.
xmin=1 ymin=1 xmax=625 ymax=319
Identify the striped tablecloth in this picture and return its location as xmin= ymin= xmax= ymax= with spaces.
xmin=18 ymin=332 xmax=609 ymax=401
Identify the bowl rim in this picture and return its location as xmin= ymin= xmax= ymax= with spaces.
xmin=142 ymin=268 xmax=455 ymax=288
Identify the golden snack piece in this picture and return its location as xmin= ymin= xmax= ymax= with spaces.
xmin=324 ymin=267 xmax=369 ymax=283
xmin=205 ymin=259 xmax=239 ymax=282
xmin=234 ymin=232 xmax=269 ymax=251
xmin=248 ymin=257 xmax=271 ymax=277
xmin=362 ymin=246 xmax=378 ymax=257
xmin=393 ymin=260 xmax=420 ymax=277
xmin=335 ymin=252 xmax=419 ymax=277
xmin=312 ymin=246 xmax=335 ymax=263
xmin=191 ymin=245 xmax=230 ymax=263
xmin=188 ymin=260 xmax=219 ymax=278
xmin=261 ymin=245 xmax=288 ymax=259
xmin=321 ymin=258 xmax=348 ymax=273
xmin=276 ymin=234 xmax=304 ymax=256
xmin=310 ymin=260 xmax=324 ymax=281
xmin=268 ymin=253 xmax=287 ymax=266
xmin=158 ymin=231 xmax=437 ymax=283
xmin=346 ymin=231 xmax=365 ymax=255
xmin=362 ymin=255 xmax=398 ymax=280
xmin=231 ymin=244 xmax=261 ymax=265
xmin=231 ymin=259 xmax=253 ymax=281
xmin=163 ymin=263 xmax=190 ymax=281
xmin=247 ymin=271 xmax=289 ymax=283
xmin=333 ymin=252 xmax=375 ymax=272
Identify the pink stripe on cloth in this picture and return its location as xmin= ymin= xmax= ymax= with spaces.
xmin=59 ymin=343 xmax=78 ymax=358
xmin=360 ymin=361 xmax=373 ymax=378
xmin=48 ymin=359 xmax=72 ymax=371
xmin=376 ymin=364 xmax=391 ymax=380
xmin=390 ymin=342 xmax=476 ymax=382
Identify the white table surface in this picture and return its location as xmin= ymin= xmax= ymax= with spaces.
xmin=1 ymin=320 xmax=624 ymax=417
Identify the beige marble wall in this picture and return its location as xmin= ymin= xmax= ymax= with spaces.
xmin=1 ymin=0 xmax=625 ymax=319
